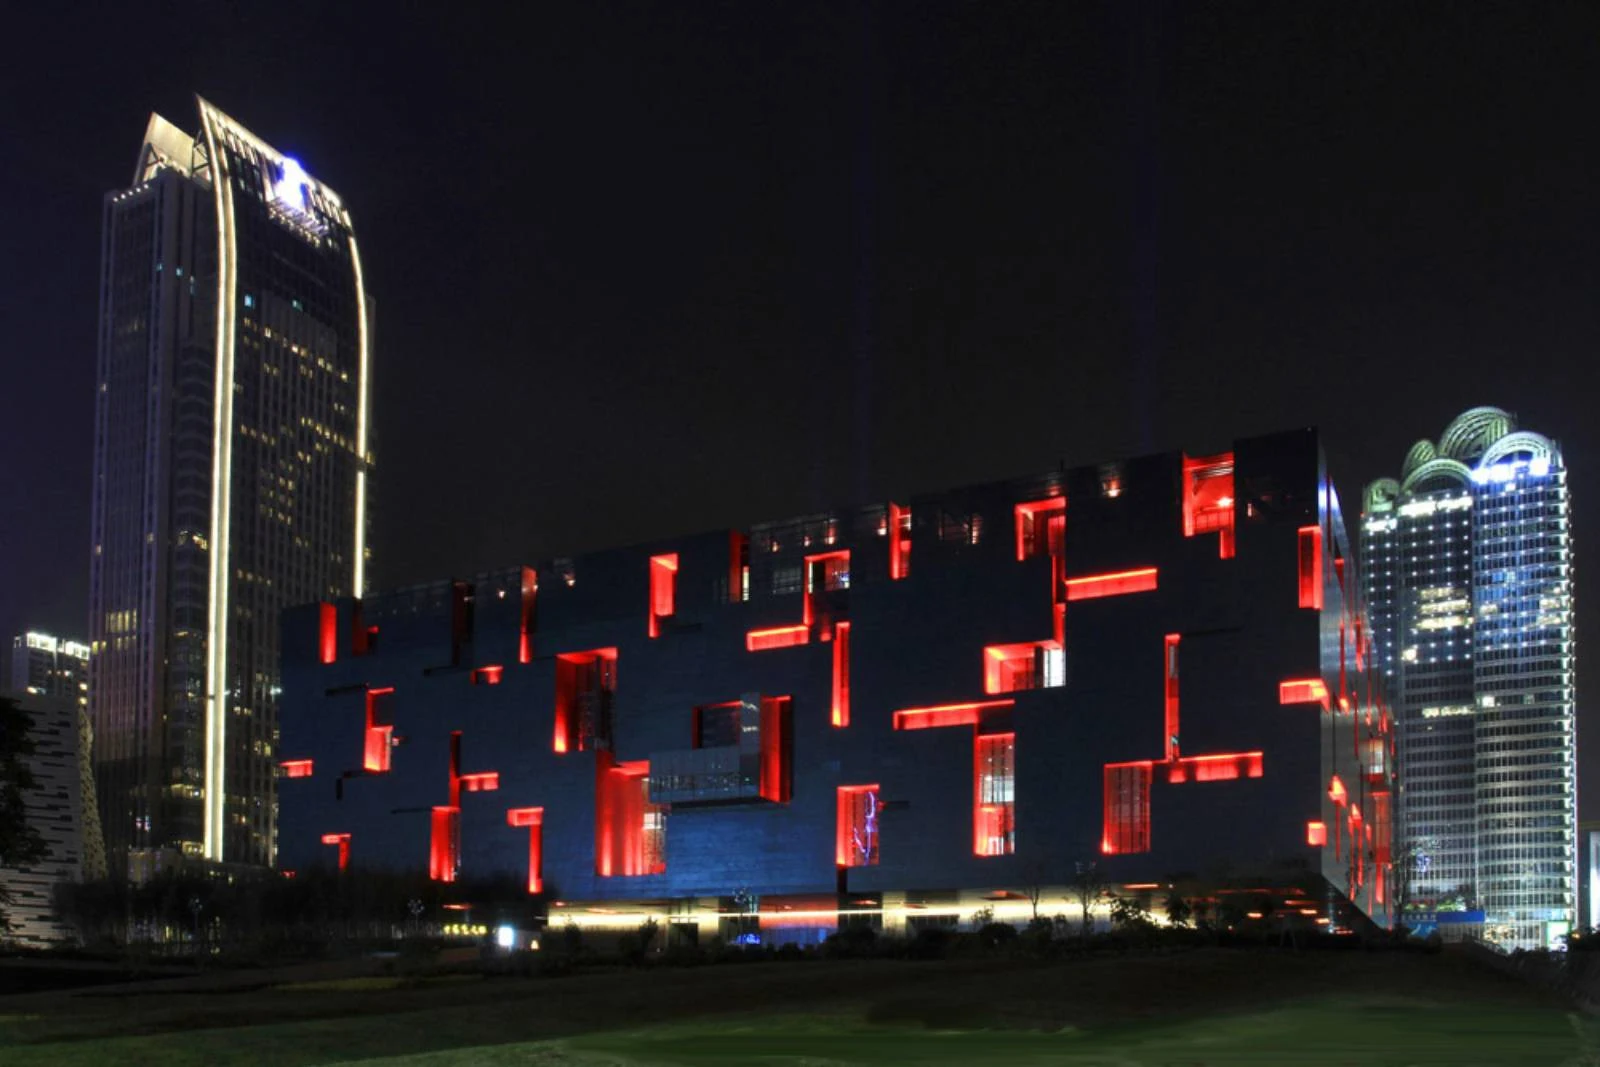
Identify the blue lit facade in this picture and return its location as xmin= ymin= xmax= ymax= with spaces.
xmin=279 ymin=429 xmax=1393 ymax=938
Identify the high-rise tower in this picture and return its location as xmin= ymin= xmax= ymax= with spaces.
xmin=89 ymin=99 xmax=373 ymax=869
xmin=1362 ymin=408 xmax=1574 ymax=950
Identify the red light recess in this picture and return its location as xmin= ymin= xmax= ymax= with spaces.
xmin=746 ymin=624 xmax=810 ymax=652
xmin=803 ymin=550 xmax=850 ymax=627
xmin=471 ymin=665 xmax=504 ymax=686
xmin=519 ymin=567 xmax=537 ymax=664
xmin=1278 ymin=678 xmax=1330 ymax=708
xmin=1064 ymin=567 xmax=1158 ymax=601
xmin=1182 ymin=452 xmax=1236 ymax=559
xmin=982 ymin=642 xmax=1058 ymax=695
xmin=1164 ymin=634 xmax=1181 ymax=761
xmin=1102 ymin=761 xmax=1153 ymax=854
xmin=974 ymin=733 xmax=1016 ymax=856
xmin=888 ymin=503 xmax=911 ymax=579
xmin=836 ymin=785 xmax=881 ymax=867
xmin=318 ymin=602 xmax=337 ymax=664
xmin=759 ymin=696 xmax=792 ymax=803
xmin=648 ymin=554 xmax=678 ymax=638
xmin=1165 ymin=752 xmax=1264 ymax=783
xmin=364 ymin=687 xmax=395 ymax=773
xmin=430 ymin=807 xmax=459 ymax=882
xmin=506 ymin=807 xmax=545 ymax=893
xmin=553 ymin=648 xmax=619 ymax=753
xmin=320 ymin=832 xmax=351 ymax=871
xmin=1297 ymin=526 xmax=1323 ymax=610
xmin=728 ymin=531 xmax=749 ymax=604
xmin=595 ymin=754 xmax=665 ymax=877
xmin=460 ymin=771 xmax=499 ymax=793
xmin=1014 ymin=497 xmax=1065 ymax=562
xmin=280 ymin=759 xmax=314 ymax=779
xmin=1306 ymin=821 xmax=1327 ymax=847
xmin=892 ymin=699 xmax=1015 ymax=731
xmin=832 ymin=621 xmax=851 ymax=727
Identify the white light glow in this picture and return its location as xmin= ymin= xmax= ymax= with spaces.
xmin=495 ymin=925 xmax=516 ymax=949
xmin=349 ymin=236 xmax=369 ymax=596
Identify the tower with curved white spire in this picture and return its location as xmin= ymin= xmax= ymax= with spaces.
xmin=1362 ymin=408 xmax=1574 ymax=951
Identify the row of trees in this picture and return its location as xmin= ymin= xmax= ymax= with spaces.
xmin=1 ymin=696 xmax=49 ymax=937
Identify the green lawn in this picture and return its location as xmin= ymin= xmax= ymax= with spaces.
xmin=1 ymin=949 xmax=1591 ymax=1066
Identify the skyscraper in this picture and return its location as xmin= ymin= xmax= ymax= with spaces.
xmin=9 ymin=632 xmax=89 ymax=705
xmin=89 ymin=99 xmax=372 ymax=869
xmin=1362 ymin=407 xmax=1575 ymax=951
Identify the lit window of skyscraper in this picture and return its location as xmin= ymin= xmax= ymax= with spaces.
xmin=88 ymin=99 xmax=373 ymax=870
xmin=1362 ymin=407 xmax=1574 ymax=951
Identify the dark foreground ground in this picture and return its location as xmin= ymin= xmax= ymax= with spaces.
xmin=1 ymin=946 xmax=1592 ymax=1066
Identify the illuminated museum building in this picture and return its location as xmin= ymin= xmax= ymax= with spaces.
xmin=280 ymin=429 xmax=1395 ymax=936
xmin=90 ymin=99 xmax=372 ymax=870
xmin=1362 ymin=408 xmax=1575 ymax=951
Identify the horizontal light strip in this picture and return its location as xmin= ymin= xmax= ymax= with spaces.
xmin=1064 ymin=567 xmax=1158 ymax=601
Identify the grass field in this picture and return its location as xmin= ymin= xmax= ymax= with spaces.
xmin=1 ymin=947 xmax=1593 ymax=1066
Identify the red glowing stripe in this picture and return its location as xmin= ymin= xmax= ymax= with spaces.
xmin=519 ymin=566 xmax=536 ymax=664
xmin=1298 ymin=526 xmax=1323 ymax=610
xmin=460 ymin=771 xmax=499 ymax=793
xmin=747 ymin=624 xmax=810 ymax=652
xmin=836 ymin=785 xmax=880 ymax=867
xmin=759 ymin=697 xmax=791 ymax=803
xmin=1164 ymin=634 xmax=1181 ymax=761
xmin=1166 ymin=751 xmax=1263 ymax=783
xmin=1278 ymin=678 xmax=1330 ymax=707
xmin=888 ymin=503 xmax=910 ymax=579
xmin=832 ymin=621 xmax=851 ymax=727
xmin=471 ymin=665 xmax=503 ymax=685
xmin=649 ymin=554 xmax=678 ymax=638
xmin=318 ymin=602 xmax=337 ymax=664
xmin=280 ymin=758 xmax=314 ymax=779
xmin=1014 ymin=497 xmax=1065 ymax=562
xmin=507 ymin=807 xmax=545 ymax=893
xmin=364 ymin=687 xmax=395 ymax=773
xmin=320 ymin=832 xmax=351 ymax=871
xmin=1064 ymin=567 xmax=1159 ymax=600
xmin=892 ymin=699 xmax=1015 ymax=731
xmin=430 ymin=806 xmax=459 ymax=882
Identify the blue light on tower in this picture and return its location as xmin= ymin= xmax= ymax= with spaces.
xmin=273 ymin=157 xmax=310 ymax=211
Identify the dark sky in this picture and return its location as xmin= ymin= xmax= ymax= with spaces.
xmin=2 ymin=3 xmax=1595 ymax=792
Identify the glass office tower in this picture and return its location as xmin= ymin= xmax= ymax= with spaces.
xmin=89 ymin=99 xmax=372 ymax=869
xmin=1363 ymin=408 xmax=1575 ymax=950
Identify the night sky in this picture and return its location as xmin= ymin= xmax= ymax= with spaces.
xmin=2 ymin=5 xmax=1595 ymax=799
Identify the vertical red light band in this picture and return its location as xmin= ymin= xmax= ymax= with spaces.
xmin=648 ymin=554 xmax=678 ymax=638
xmin=364 ymin=687 xmax=394 ymax=773
xmin=318 ymin=602 xmax=337 ymax=663
xmin=429 ymin=807 xmax=459 ymax=882
xmin=759 ymin=696 xmax=792 ymax=802
xmin=507 ymin=807 xmax=544 ymax=893
xmin=1298 ymin=525 xmax=1324 ymax=610
xmin=974 ymin=733 xmax=1016 ymax=857
xmin=519 ymin=566 xmax=536 ymax=664
xmin=1164 ymin=634 xmax=1181 ymax=761
xmin=888 ymin=503 xmax=911 ymax=579
xmin=832 ymin=621 xmax=851 ymax=727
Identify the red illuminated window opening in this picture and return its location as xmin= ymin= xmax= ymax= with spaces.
xmin=519 ymin=566 xmax=537 ymax=664
xmin=430 ymin=807 xmax=460 ymax=882
xmin=1297 ymin=525 xmax=1323 ymax=610
xmin=1064 ymin=567 xmax=1158 ymax=600
xmin=1165 ymin=752 xmax=1263 ymax=783
xmin=1102 ymin=761 xmax=1152 ymax=854
xmin=803 ymin=549 xmax=850 ymax=626
xmin=728 ymin=531 xmax=750 ymax=603
xmin=837 ymin=786 xmax=881 ymax=867
xmin=746 ymin=624 xmax=810 ymax=652
xmin=279 ymin=758 xmax=314 ymax=779
xmin=318 ymin=602 xmax=337 ymax=664
xmin=974 ymin=734 xmax=1016 ymax=857
xmin=1014 ymin=497 xmax=1065 ymax=563
xmin=888 ymin=503 xmax=911 ymax=579
xmin=1278 ymin=677 xmax=1329 ymax=708
xmin=759 ymin=696 xmax=793 ymax=803
xmin=595 ymin=754 xmax=666 ymax=877
xmin=648 ymin=553 xmax=678 ymax=638
xmin=832 ymin=621 xmax=851 ymax=727
xmin=471 ymin=665 xmax=503 ymax=686
xmin=1164 ymin=634 xmax=1180 ymax=761
xmin=1306 ymin=821 xmax=1327 ymax=847
xmin=553 ymin=648 xmax=618 ymax=753
xmin=982 ymin=641 xmax=1061 ymax=695
xmin=364 ymin=687 xmax=395 ymax=772
xmin=506 ymin=807 xmax=545 ymax=893
xmin=892 ymin=699 xmax=1014 ymax=731
xmin=460 ymin=771 xmax=500 ymax=792
xmin=320 ymin=832 xmax=351 ymax=871
xmin=1182 ymin=452 xmax=1236 ymax=559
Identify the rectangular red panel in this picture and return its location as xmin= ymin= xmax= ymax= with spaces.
xmin=1298 ymin=525 xmax=1324 ymax=609
xmin=1164 ymin=634 xmax=1181 ymax=761
xmin=1306 ymin=821 xmax=1327 ymax=847
xmin=832 ymin=621 xmax=851 ymax=727
xmin=280 ymin=758 xmax=314 ymax=779
xmin=746 ymin=624 xmax=810 ymax=652
xmin=649 ymin=554 xmax=678 ymax=638
xmin=892 ymin=699 xmax=1014 ymax=731
xmin=430 ymin=806 xmax=459 ymax=882
xmin=1102 ymin=761 xmax=1152 ymax=855
xmin=1014 ymin=497 xmax=1066 ymax=561
xmin=983 ymin=642 xmax=1057 ymax=695
xmin=596 ymin=755 xmax=665 ymax=877
xmin=888 ymin=503 xmax=911 ymax=580
xmin=1064 ymin=567 xmax=1159 ymax=601
xmin=1166 ymin=752 xmax=1263 ymax=783
xmin=459 ymin=771 xmax=499 ymax=793
xmin=318 ymin=602 xmax=337 ymax=664
xmin=506 ymin=807 xmax=544 ymax=893
xmin=837 ymin=785 xmax=881 ymax=867
xmin=364 ymin=687 xmax=395 ymax=773
xmin=1278 ymin=678 xmax=1330 ymax=707
xmin=974 ymin=733 xmax=1015 ymax=857
xmin=729 ymin=531 xmax=749 ymax=604
xmin=759 ymin=696 xmax=792 ymax=803
xmin=1182 ymin=452 xmax=1235 ymax=552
